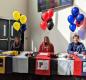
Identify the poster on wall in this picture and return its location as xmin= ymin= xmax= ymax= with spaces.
xmin=38 ymin=0 xmax=73 ymax=12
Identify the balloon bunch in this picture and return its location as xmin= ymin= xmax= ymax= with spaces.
xmin=68 ymin=7 xmax=85 ymax=32
xmin=40 ymin=9 xmax=54 ymax=31
xmin=12 ymin=10 xmax=27 ymax=32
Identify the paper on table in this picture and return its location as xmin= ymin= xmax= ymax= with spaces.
xmin=58 ymin=53 xmax=68 ymax=58
xmin=39 ymin=53 xmax=48 ymax=56
xmin=20 ymin=51 xmax=33 ymax=56
xmin=57 ymin=58 xmax=67 ymax=60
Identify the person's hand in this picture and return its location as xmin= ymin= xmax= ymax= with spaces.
xmin=67 ymin=54 xmax=75 ymax=59
xmin=67 ymin=54 xmax=73 ymax=59
xmin=74 ymin=52 xmax=78 ymax=55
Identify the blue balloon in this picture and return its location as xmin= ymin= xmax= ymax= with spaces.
xmin=71 ymin=7 xmax=79 ymax=17
xmin=21 ymin=24 xmax=27 ymax=31
xmin=68 ymin=15 xmax=75 ymax=24
xmin=69 ymin=24 xmax=76 ymax=32
xmin=76 ymin=14 xmax=84 ymax=22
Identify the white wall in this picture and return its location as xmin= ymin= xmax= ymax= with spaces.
xmin=0 ymin=0 xmax=27 ymax=19
xmin=28 ymin=0 xmax=73 ymax=53
xmin=74 ymin=0 xmax=86 ymax=13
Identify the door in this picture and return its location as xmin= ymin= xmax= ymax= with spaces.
xmin=0 ymin=19 xmax=24 ymax=50
xmin=0 ymin=19 xmax=9 ymax=50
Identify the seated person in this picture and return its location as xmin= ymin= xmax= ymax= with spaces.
xmin=67 ymin=34 xmax=85 ymax=54
xmin=11 ymin=36 xmax=23 ymax=51
xmin=39 ymin=36 xmax=54 ymax=53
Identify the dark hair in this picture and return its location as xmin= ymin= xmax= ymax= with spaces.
xmin=73 ymin=34 xmax=79 ymax=39
xmin=15 ymin=36 xmax=20 ymax=39
xmin=15 ymin=36 xmax=20 ymax=41
xmin=44 ymin=36 xmax=49 ymax=40
xmin=44 ymin=36 xmax=50 ymax=42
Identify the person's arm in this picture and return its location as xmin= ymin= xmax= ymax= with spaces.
xmin=67 ymin=43 xmax=74 ymax=54
xmin=81 ymin=43 xmax=86 ymax=52
xmin=77 ymin=43 xmax=86 ymax=54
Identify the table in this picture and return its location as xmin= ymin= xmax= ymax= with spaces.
xmin=0 ymin=52 xmax=86 ymax=80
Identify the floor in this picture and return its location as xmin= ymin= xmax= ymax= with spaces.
xmin=0 ymin=74 xmax=86 ymax=80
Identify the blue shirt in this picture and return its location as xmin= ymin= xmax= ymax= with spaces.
xmin=67 ymin=42 xmax=85 ymax=54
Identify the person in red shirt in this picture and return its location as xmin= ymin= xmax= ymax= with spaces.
xmin=39 ymin=36 xmax=54 ymax=53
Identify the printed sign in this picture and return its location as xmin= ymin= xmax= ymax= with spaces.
xmin=36 ymin=60 xmax=49 ymax=70
xmin=83 ymin=62 xmax=86 ymax=72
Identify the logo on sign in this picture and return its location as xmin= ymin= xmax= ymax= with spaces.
xmin=36 ymin=60 xmax=49 ymax=70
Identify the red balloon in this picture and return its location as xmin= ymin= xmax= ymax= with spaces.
xmin=76 ymin=21 xmax=83 ymax=27
xmin=42 ymin=12 xmax=49 ymax=21
xmin=76 ymin=21 xmax=80 ymax=27
xmin=40 ymin=21 xmax=48 ymax=30
xmin=48 ymin=9 xmax=54 ymax=19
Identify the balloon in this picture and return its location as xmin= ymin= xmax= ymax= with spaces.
xmin=68 ymin=15 xmax=75 ymax=24
xmin=71 ymin=7 xmax=79 ymax=17
xmin=21 ymin=24 xmax=27 ymax=31
xmin=76 ymin=21 xmax=83 ymax=27
xmin=48 ymin=19 xmax=54 ymax=30
xmin=13 ymin=22 xmax=21 ymax=31
xmin=76 ymin=14 xmax=84 ymax=22
xmin=81 ymin=17 xmax=86 ymax=28
xmin=47 ymin=18 xmax=52 ymax=23
xmin=40 ymin=21 xmax=48 ymax=30
xmin=13 ymin=11 xmax=21 ymax=20
xmin=20 ymin=15 xmax=27 ymax=24
xmin=69 ymin=24 xmax=76 ymax=32
xmin=42 ymin=12 xmax=49 ymax=21
xmin=48 ymin=9 xmax=54 ymax=19
xmin=76 ymin=21 xmax=80 ymax=27
xmin=78 ymin=28 xmax=86 ymax=40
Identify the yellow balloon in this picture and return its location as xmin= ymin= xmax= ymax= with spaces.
xmin=13 ymin=22 xmax=20 ymax=31
xmin=13 ymin=11 xmax=20 ymax=20
xmin=20 ymin=15 xmax=27 ymax=24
